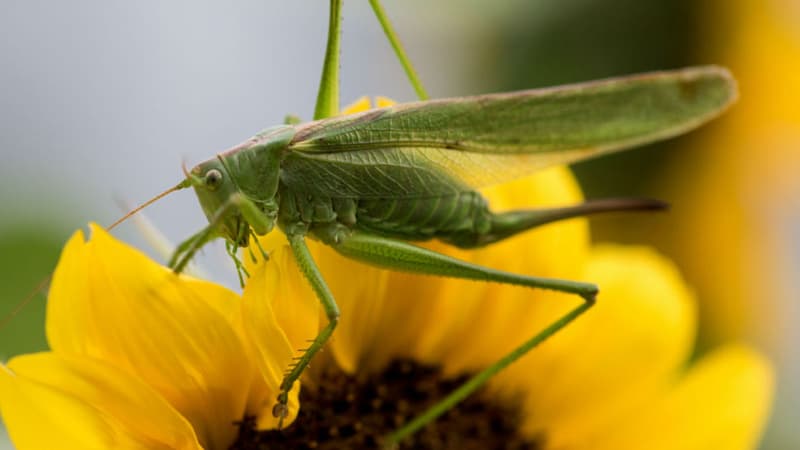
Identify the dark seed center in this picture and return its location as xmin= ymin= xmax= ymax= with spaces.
xmin=230 ymin=359 xmax=543 ymax=450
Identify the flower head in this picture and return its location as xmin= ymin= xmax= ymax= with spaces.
xmin=0 ymin=98 xmax=775 ymax=449
xmin=232 ymin=98 xmax=775 ymax=448
xmin=0 ymin=224 xmax=301 ymax=449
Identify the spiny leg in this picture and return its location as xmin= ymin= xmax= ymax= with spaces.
xmin=335 ymin=232 xmax=597 ymax=298
xmin=273 ymin=233 xmax=340 ymax=427
xmin=330 ymin=231 xmax=596 ymax=445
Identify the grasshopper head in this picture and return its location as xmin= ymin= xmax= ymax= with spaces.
xmin=188 ymin=158 xmax=253 ymax=246
xmin=188 ymin=125 xmax=293 ymax=246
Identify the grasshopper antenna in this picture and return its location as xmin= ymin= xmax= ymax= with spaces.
xmin=107 ymin=179 xmax=191 ymax=231
xmin=0 ymin=276 xmax=51 ymax=331
xmin=1 ymin=179 xmax=192 ymax=332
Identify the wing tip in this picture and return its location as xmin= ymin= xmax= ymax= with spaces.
xmin=680 ymin=65 xmax=739 ymax=110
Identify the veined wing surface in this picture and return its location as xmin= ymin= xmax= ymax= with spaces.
xmin=283 ymin=66 xmax=736 ymax=198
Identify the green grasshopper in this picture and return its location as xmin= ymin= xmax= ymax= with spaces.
xmin=110 ymin=1 xmax=737 ymax=445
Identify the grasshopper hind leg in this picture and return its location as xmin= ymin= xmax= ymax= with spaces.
xmin=328 ymin=231 xmax=596 ymax=445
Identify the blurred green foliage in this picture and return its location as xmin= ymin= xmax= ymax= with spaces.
xmin=0 ymin=226 xmax=62 ymax=358
xmin=479 ymin=0 xmax=699 ymax=200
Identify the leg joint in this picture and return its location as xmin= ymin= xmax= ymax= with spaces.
xmin=581 ymin=288 xmax=599 ymax=305
xmin=327 ymin=312 xmax=340 ymax=325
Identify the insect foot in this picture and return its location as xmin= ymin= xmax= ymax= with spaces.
xmin=272 ymin=399 xmax=289 ymax=430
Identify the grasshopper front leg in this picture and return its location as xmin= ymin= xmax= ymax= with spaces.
xmin=169 ymin=202 xmax=236 ymax=273
xmin=169 ymin=193 xmax=274 ymax=274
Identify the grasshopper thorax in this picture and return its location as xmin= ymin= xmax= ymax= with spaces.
xmin=189 ymin=125 xmax=296 ymax=246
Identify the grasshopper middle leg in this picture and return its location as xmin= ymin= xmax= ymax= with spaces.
xmin=273 ymin=233 xmax=340 ymax=426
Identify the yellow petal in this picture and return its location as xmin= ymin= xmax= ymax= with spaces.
xmin=507 ymin=245 xmax=696 ymax=447
xmin=652 ymin=0 xmax=800 ymax=346
xmin=241 ymin=245 xmax=308 ymax=428
xmin=374 ymin=96 xmax=396 ymax=108
xmin=243 ymin=232 xmax=321 ymax=371
xmin=340 ymin=96 xmax=371 ymax=115
xmin=306 ymin=239 xmax=391 ymax=374
xmin=443 ymin=166 xmax=588 ymax=371
xmin=596 ymin=344 xmax=775 ymax=450
xmin=46 ymin=224 xmax=263 ymax=449
xmin=1 ymin=353 xmax=201 ymax=450
xmin=301 ymin=166 xmax=588 ymax=374
xmin=248 ymin=229 xmax=392 ymax=376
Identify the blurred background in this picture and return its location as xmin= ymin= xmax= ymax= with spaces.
xmin=0 ymin=0 xmax=796 ymax=448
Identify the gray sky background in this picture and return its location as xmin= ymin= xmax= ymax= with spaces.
xmin=0 ymin=1 xmax=490 ymax=284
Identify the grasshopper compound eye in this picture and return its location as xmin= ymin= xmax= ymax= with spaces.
xmin=204 ymin=169 xmax=223 ymax=190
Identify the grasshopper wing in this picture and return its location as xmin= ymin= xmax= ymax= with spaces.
xmin=283 ymin=66 xmax=736 ymax=198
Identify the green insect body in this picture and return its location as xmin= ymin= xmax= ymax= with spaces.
xmin=166 ymin=66 xmax=737 ymax=439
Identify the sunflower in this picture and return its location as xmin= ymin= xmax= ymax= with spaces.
xmin=651 ymin=0 xmax=800 ymax=344
xmin=0 ymin=99 xmax=774 ymax=449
